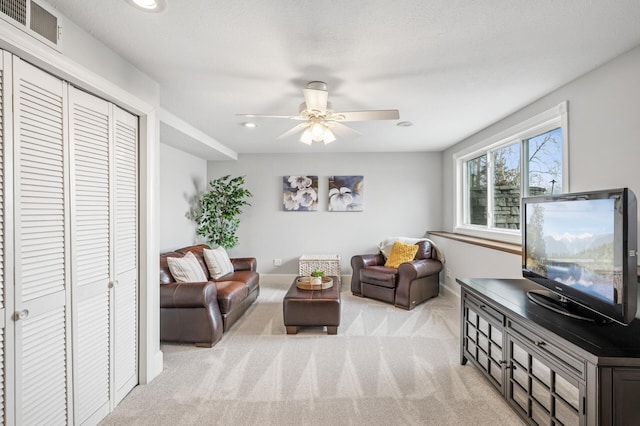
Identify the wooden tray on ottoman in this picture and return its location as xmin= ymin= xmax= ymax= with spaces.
xmin=296 ymin=276 xmax=333 ymax=290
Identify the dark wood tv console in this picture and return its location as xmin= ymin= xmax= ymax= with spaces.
xmin=458 ymin=277 xmax=640 ymax=426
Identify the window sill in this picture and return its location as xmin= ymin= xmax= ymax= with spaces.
xmin=428 ymin=231 xmax=522 ymax=256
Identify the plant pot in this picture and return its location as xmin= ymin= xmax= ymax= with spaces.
xmin=311 ymin=276 xmax=322 ymax=285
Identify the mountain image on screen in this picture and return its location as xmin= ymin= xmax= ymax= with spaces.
xmin=543 ymin=234 xmax=615 ymax=302
xmin=525 ymin=199 xmax=618 ymax=304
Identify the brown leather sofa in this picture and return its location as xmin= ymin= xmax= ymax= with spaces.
xmin=159 ymin=244 xmax=259 ymax=347
xmin=350 ymin=240 xmax=442 ymax=310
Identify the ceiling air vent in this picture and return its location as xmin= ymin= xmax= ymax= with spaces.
xmin=30 ymin=1 xmax=57 ymax=44
xmin=0 ymin=0 xmax=60 ymax=49
xmin=0 ymin=0 xmax=27 ymax=25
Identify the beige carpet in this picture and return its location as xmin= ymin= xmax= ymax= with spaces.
xmin=101 ymin=281 xmax=523 ymax=425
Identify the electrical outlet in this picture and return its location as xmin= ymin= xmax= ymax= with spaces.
xmin=273 ymin=258 xmax=282 ymax=267
xmin=446 ymin=268 xmax=451 ymax=279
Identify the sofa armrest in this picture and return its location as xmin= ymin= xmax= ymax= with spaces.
xmin=350 ymin=253 xmax=385 ymax=295
xmin=231 ymin=257 xmax=257 ymax=272
xmin=395 ymin=259 xmax=443 ymax=308
xmin=160 ymin=281 xmax=218 ymax=308
xmin=398 ymin=258 xmax=443 ymax=279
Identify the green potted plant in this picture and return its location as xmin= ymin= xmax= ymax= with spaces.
xmin=310 ymin=268 xmax=325 ymax=285
xmin=193 ymin=175 xmax=252 ymax=249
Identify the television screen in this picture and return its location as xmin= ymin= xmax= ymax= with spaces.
xmin=525 ymin=198 xmax=618 ymax=304
xmin=522 ymin=188 xmax=637 ymax=325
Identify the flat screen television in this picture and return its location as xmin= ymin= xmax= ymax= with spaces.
xmin=522 ymin=188 xmax=638 ymax=325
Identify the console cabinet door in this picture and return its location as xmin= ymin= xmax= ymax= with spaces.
xmin=506 ymin=335 xmax=584 ymax=425
xmin=462 ymin=293 xmax=505 ymax=392
xmin=602 ymin=367 xmax=640 ymax=425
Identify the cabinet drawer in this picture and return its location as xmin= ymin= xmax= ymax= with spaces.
xmin=464 ymin=292 xmax=505 ymax=327
xmin=507 ymin=318 xmax=585 ymax=379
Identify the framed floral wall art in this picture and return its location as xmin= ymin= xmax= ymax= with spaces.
xmin=283 ymin=175 xmax=318 ymax=211
xmin=328 ymin=175 xmax=364 ymax=211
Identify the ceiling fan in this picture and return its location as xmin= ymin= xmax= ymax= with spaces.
xmin=238 ymin=81 xmax=400 ymax=145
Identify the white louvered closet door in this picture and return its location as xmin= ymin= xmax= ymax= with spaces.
xmin=0 ymin=50 xmax=8 ymax=426
xmin=13 ymin=58 xmax=70 ymax=425
xmin=113 ymin=106 xmax=138 ymax=404
xmin=69 ymin=87 xmax=112 ymax=425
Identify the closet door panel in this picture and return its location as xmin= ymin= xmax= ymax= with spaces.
xmin=69 ymin=87 xmax=112 ymax=424
xmin=19 ymin=298 xmax=67 ymax=425
xmin=0 ymin=50 xmax=7 ymax=426
xmin=13 ymin=58 xmax=70 ymax=425
xmin=113 ymin=106 xmax=138 ymax=404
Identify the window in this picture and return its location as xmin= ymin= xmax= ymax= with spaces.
xmin=455 ymin=102 xmax=568 ymax=243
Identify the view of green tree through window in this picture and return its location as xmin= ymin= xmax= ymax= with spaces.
xmin=456 ymin=102 xmax=567 ymax=241
xmin=463 ymin=127 xmax=563 ymax=232
xmin=526 ymin=127 xmax=563 ymax=195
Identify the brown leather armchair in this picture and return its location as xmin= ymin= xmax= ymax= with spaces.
xmin=160 ymin=244 xmax=259 ymax=347
xmin=351 ymin=240 xmax=442 ymax=310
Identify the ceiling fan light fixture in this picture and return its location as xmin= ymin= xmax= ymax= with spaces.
xmin=300 ymin=128 xmax=314 ymax=145
xmin=241 ymin=81 xmax=399 ymax=146
xmin=311 ymin=122 xmax=325 ymax=142
xmin=323 ymin=127 xmax=336 ymax=144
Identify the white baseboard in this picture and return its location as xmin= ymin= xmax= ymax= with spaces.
xmin=260 ymin=273 xmax=351 ymax=290
xmin=152 ymin=350 xmax=164 ymax=379
xmin=440 ymin=280 xmax=461 ymax=299
xmin=260 ymin=274 xmax=460 ymax=300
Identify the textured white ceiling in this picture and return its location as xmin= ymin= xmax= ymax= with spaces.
xmin=46 ymin=0 xmax=640 ymax=155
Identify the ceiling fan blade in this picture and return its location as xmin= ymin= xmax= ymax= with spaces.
xmin=302 ymin=88 xmax=328 ymax=113
xmin=237 ymin=113 xmax=307 ymax=120
xmin=326 ymin=121 xmax=362 ymax=139
xmin=332 ymin=109 xmax=400 ymax=122
xmin=276 ymin=122 xmax=308 ymax=140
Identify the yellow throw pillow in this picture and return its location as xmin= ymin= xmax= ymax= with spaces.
xmin=384 ymin=241 xmax=419 ymax=268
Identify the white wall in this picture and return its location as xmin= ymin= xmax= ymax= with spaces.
xmin=0 ymin=12 xmax=159 ymax=108
xmin=159 ymin=143 xmax=208 ymax=251
xmin=440 ymin=44 xmax=640 ymax=283
xmin=54 ymin=15 xmax=159 ymax=105
xmin=430 ymin=236 xmax=522 ymax=296
xmin=208 ymin=152 xmax=442 ymax=275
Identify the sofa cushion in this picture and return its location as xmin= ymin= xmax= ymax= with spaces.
xmin=167 ymin=252 xmax=208 ymax=283
xmin=222 ymin=270 xmax=260 ymax=293
xmin=215 ymin=280 xmax=250 ymax=314
xmin=175 ymin=244 xmax=211 ymax=278
xmin=203 ymin=246 xmax=234 ymax=279
xmin=360 ymin=266 xmax=397 ymax=289
xmin=384 ymin=241 xmax=419 ymax=268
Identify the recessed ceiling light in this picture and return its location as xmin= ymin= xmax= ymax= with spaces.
xmin=397 ymin=121 xmax=414 ymax=127
xmin=242 ymin=122 xmax=257 ymax=128
xmin=126 ymin=0 xmax=167 ymax=12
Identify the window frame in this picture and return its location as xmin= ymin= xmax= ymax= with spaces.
xmin=453 ymin=101 xmax=569 ymax=244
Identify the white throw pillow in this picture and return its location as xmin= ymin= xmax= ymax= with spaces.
xmin=203 ymin=247 xmax=234 ymax=279
xmin=378 ymin=237 xmax=426 ymax=258
xmin=167 ymin=251 xmax=207 ymax=283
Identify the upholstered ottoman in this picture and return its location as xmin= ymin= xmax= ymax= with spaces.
xmin=283 ymin=276 xmax=341 ymax=335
